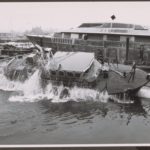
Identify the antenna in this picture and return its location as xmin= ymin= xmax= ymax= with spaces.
xmin=110 ymin=14 xmax=116 ymax=28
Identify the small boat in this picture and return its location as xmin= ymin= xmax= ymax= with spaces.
xmin=39 ymin=49 xmax=149 ymax=98
xmin=4 ymin=53 xmax=40 ymax=81
xmin=40 ymin=51 xmax=102 ymax=88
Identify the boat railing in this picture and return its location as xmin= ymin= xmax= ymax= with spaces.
xmin=29 ymin=35 xmax=150 ymax=50
xmin=133 ymin=42 xmax=150 ymax=49
xmin=50 ymin=37 xmax=73 ymax=45
xmin=49 ymin=37 xmax=137 ymax=48
xmin=104 ymin=40 xmax=124 ymax=48
xmin=74 ymin=39 xmax=104 ymax=47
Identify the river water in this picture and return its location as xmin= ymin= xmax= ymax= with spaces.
xmin=0 ymin=61 xmax=150 ymax=145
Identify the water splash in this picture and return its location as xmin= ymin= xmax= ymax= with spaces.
xmin=7 ymin=68 xmax=110 ymax=103
xmin=0 ymin=67 xmax=132 ymax=104
xmin=9 ymin=70 xmax=46 ymax=102
xmin=110 ymin=94 xmax=134 ymax=104
xmin=0 ymin=70 xmax=22 ymax=91
xmin=0 ymin=62 xmax=131 ymax=104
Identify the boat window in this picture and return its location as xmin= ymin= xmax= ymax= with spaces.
xmin=75 ymin=73 xmax=80 ymax=78
xmin=112 ymin=23 xmax=133 ymax=28
xmin=134 ymin=25 xmax=146 ymax=30
xmin=51 ymin=71 xmax=56 ymax=75
xmin=85 ymin=63 xmax=93 ymax=74
xmin=85 ymin=69 xmax=89 ymax=74
xmin=67 ymin=72 xmax=74 ymax=77
xmin=101 ymin=23 xmax=134 ymax=29
xmin=79 ymin=23 xmax=103 ymax=28
xmin=107 ymin=35 xmax=120 ymax=41
xmin=79 ymin=34 xmax=82 ymax=39
xmin=101 ymin=23 xmax=111 ymax=28
xmin=59 ymin=71 xmax=64 ymax=76
xmin=64 ymin=33 xmax=71 ymax=39
xmin=87 ymin=34 xmax=103 ymax=40
xmin=53 ymin=33 xmax=62 ymax=38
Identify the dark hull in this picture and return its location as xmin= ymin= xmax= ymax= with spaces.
xmin=137 ymin=65 xmax=150 ymax=72
xmin=40 ymin=66 xmax=149 ymax=95
xmin=40 ymin=74 xmax=97 ymax=89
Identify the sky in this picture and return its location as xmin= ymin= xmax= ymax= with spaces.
xmin=0 ymin=2 xmax=150 ymax=32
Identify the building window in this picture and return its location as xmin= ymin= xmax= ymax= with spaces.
xmin=67 ymin=72 xmax=74 ymax=77
xmin=51 ymin=71 xmax=56 ymax=76
xmin=107 ymin=35 xmax=120 ymax=41
xmin=59 ymin=71 xmax=65 ymax=76
xmin=53 ymin=33 xmax=62 ymax=38
xmin=135 ymin=36 xmax=150 ymax=43
xmin=79 ymin=34 xmax=82 ymax=39
xmin=87 ymin=34 xmax=103 ymax=40
xmin=64 ymin=33 xmax=71 ymax=39
xmin=112 ymin=23 xmax=133 ymax=28
xmin=75 ymin=73 xmax=80 ymax=78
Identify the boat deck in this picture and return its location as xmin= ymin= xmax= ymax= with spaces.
xmin=137 ymin=65 xmax=150 ymax=72
xmin=96 ymin=63 xmax=149 ymax=94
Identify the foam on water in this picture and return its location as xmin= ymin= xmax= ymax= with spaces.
xmin=0 ymin=69 xmax=22 ymax=91
xmin=0 ymin=62 xmax=132 ymax=104
xmin=110 ymin=95 xmax=134 ymax=104
xmin=6 ymin=69 xmax=110 ymax=103
xmin=9 ymin=70 xmax=46 ymax=102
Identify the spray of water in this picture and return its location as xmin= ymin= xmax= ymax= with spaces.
xmin=0 ymin=68 xmax=22 ymax=91
xmin=0 ymin=58 xmax=134 ymax=104
xmin=110 ymin=94 xmax=134 ymax=104
xmin=3 ymin=68 xmax=110 ymax=103
xmin=9 ymin=70 xmax=46 ymax=102
xmin=0 ymin=65 xmax=135 ymax=104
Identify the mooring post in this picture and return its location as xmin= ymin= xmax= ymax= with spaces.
xmin=126 ymin=37 xmax=129 ymax=62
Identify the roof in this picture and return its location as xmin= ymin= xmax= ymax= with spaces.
xmin=79 ymin=23 xmax=104 ymax=28
xmin=61 ymin=22 xmax=150 ymax=37
xmin=52 ymin=51 xmax=94 ymax=72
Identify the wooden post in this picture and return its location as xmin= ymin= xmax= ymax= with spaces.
xmin=103 ymin=40 xmax=107 ymax=59
xmin=126 ymin=37 xmax=129 ymax=62
xmin=40 ymin=37 xmax=43 ymax=47
xmin=117 ymin=48 xmax=120 ymax=62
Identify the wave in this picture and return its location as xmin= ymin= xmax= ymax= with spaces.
xmin=0 ymin=67 xmax=133 ymax=104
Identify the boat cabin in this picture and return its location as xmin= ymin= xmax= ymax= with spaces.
xmin=41 ymin=51 xmax=100 ymax=87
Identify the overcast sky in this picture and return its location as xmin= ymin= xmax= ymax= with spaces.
xmin=0 ymin=2 xmax=150 ymax=32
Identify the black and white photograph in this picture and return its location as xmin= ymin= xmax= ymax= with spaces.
xmin=0 ymin=1 xmax=150 ymax=147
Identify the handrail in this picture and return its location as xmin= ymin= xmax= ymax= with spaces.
xmin=29 ymin=35 xmax=150 ymax=49
xmin=48 ymin=37 xmax=144 ymax=48
xmin=51 ymin=37 xmax=73 ymax=44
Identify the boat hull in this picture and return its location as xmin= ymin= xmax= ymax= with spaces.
xmin=40 ymin=64 xmax=149 ymax=96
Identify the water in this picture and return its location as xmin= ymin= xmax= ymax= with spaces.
xmin=0 ymin=62 xmax=150 ymax=145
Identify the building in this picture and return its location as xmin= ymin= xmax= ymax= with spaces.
xmin=27 ymin=22 xmax=150 ymax=64
xmin=0 ymin=33 xmax=13 ymax=42
xmin=0 ymin=32 xmax=28 ymax=42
